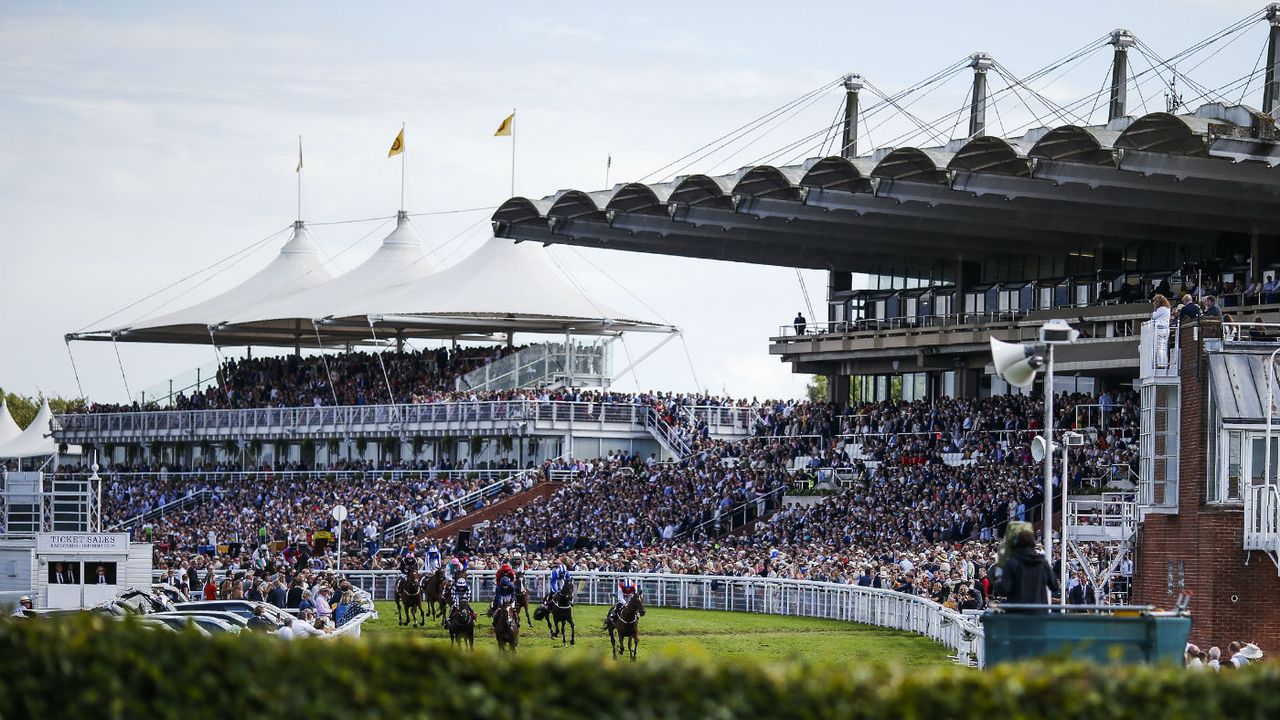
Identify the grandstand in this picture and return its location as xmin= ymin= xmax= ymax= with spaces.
xmin=6 ymin=5 xmax=1280 ymax=657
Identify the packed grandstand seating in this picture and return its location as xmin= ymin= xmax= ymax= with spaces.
xmin=82 ymin=345 xmax=529 ymax=413
xmin=77 ymin=389 xmax=1140 ymax=610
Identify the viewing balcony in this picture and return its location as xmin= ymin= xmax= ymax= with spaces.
xmin=53 ymin=401 xmax=755 ymax=445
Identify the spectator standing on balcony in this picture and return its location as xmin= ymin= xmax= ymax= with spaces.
xmin=793 ymin=313 xmax=807 ymax=336
xmin=1177 ymin=294 xmax=1200 ymax=323
xmin=1151 ymin=295 xmax=1171 ymax=368
xmin=1202 ymin=295 xmax=1222 ymax=318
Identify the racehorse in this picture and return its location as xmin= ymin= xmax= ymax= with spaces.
xmin=492 ymin=601 xmax=521 ymax=653
xmin=394 ymin=570 xmax=425 ymax=627
xmin=513 ymin=570 xmax=534 ymax=628
xmin=533 ymin=586 xmax=575 ymax=646
xmin=446 ymin=604 xmax=475 ymax=650
xmin=422 ymin=568 xmax=447 ymax=620
xmin=605 ymin=589 xmax=645 ymax=661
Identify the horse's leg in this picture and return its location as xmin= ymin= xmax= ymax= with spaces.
xmin=395 ymin=597 xmax=405 ymax=626
xmin=523 ymin=601 xmax=533 ymax=628
xmin=631 ymin=634 xmax=638 ymax=661
xmin=608 ymin=625 xmax=618 ymax=660
xmin=568 ymin=615 xmax=575 ymax=645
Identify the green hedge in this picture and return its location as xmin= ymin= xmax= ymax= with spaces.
xmin=1 ymin=616 xmax=1276 ymax=720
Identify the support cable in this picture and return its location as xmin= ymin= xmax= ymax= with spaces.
xmin=311 ymin=321 xmax=342 ymax=407
xmin=64 ymin=341 xmax=86 ymax=399
xmin=367 ymin=320 xmax=398 ymax=405
xmin=676 ymin=332 xmax=703 ymax=393
xmin=110 ymin=335 xmax=133 ymax=403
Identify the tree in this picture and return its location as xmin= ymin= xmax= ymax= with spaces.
xmin=805 ymin=375 xmax=828 ymax=403
xmin=0 ymin=387 xmax=86 ymax=430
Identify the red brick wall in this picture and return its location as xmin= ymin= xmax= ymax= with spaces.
xmin=1132 ymin=321 xmax=1280 ymax=650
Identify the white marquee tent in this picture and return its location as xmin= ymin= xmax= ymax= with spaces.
xmin=0 ymin=398 xmax=22 ymax=447
xmin=0 ymin=399 xmax=58 ymax=459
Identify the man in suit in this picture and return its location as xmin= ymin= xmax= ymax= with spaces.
xmin=52 ymin=562 xmax=75 ymax=584
xmin=1067 ymin=570 xmax=1095 ymax=605
xmin=94 ymin=564 xmax=109 ymax=584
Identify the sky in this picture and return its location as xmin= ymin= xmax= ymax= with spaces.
xmin=0 ymin=0 xmax=1271 ymax=404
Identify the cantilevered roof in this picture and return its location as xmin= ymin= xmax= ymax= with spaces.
xmin=1210 ymin=351 xmax=1280 ymax=425
xmin=492 ymin=104 xmax=1280 ymax=276
xmin=0 ymin=400 xmax=58 ymax=459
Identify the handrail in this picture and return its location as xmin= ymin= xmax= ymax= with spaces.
xmin=643 ymin=407 xmax=693 ymax=458
xmin=156 ymin=568 xmax=983 ymax=667
xmin=108 ymin=489 xmax=213 ymax=531
xmin=380 ymin=461 xmax=557 ymax=543
xmin=54 ymin=469 xmax=525 ymax=483
xmin=675 ymin=484 xmax=789 ymax=540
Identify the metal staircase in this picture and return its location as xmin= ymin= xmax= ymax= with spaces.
xmin=643 ymin=407 xmax=693 ymax=458
xmin=1065 ymin=492 xmax=1138 ymax=601
xmin=456 ymin=342 xmax=612 ymax=392
xmin=1244 ymin=483 xmax=1280 ymax=573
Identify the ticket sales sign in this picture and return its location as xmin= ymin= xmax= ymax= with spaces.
xmin=36 ymin=533 xmax=129 ymax=554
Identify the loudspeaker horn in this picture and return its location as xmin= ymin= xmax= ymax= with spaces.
xmin=990 ymin=337 xmax=1045 ymax=389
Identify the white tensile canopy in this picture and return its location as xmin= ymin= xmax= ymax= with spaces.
xmin=0 ymin=397 xmax=22 ymax=447
xmin=68 ymin=219 xmax=672 ymax=348
xmin=0 ymin=399 xmax=58 ymax=458
xmin=349 ymin=236 xmax=671 ymax=335
xmin=69 ymin=220 xmax=334 ymax=345
xmin=219 ymin=212 xmax=437 ymax=336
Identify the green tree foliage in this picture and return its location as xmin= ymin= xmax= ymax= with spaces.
xmin=805 ymin=375 xmax=827 ymax=403
xmin=0 ymin=387 xmax=86 ymax=429
xmin=0 ymin=616 xmax=1276 ymax=720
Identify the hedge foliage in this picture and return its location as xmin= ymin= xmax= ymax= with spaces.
xmin=1 ymin=616 xmax=1277 ymax=720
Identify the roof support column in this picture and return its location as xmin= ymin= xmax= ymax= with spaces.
xmin=1108 ymin=29 xmax=1135 ymax=122
xmin=841 ymin=74 xmax=864 ymax=158
xmin=1263 ymin=4 xmax=1280 ymax=116
xmin=968 ymin=52 xmax=993 ymax=139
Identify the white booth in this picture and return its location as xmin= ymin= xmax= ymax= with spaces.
xmin=30 ymin=533 xmax=152 ymax=609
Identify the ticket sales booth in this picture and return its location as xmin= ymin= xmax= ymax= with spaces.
xmin=34 ymin=533 xmax=150 ymax=609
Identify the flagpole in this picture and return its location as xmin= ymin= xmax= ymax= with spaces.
xmin=510 ymin=108 xmax=516 ymax=197
xmin=297 ymin=135 xmax=303 ymax=222
xmin=400 ymin=122 xmax=406 ymax=213
xmin=605 ymin=153 xmax=611 ymax=189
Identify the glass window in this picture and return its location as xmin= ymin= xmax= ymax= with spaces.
xmin=1039 ymin=287 xmax=1053 ymax=309
xmin=1226 ymin=430 xmax=1242 ymax=500
xmin=1249 ymin=435 xmax=1279 ymax=487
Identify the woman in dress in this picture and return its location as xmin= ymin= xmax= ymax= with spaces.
xmin=1151 ymin=294 xmax=1171 ymax=368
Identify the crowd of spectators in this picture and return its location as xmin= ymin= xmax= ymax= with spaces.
xmin=81 ymin=387 xmax=1141 ymax=614
xmin=83 ymin=345 xmax=525 ymax=413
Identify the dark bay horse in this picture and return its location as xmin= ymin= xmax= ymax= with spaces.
xmin=446 ymin=604 xmax=475 ymax=650
xmin=492 ymin=602 xmax=521 ymax=653
xmin=533 ymin=587 xmax=575 ymax=646
xmin=514 ymin=571 xmax=534 ymax=628
xmin=394 ymin=570 xmax=425 ymax=627
xmin=606 ymin=590 xmax=645 ymax=661
xmin=422 ymin=568 xmax=447 ymax=620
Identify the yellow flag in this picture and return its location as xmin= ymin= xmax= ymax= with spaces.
xmin=296 ymin=137 xmax=303 ymax=173
xmin=388 ymin=128 xmax=404 ymax=158
xmin=494 ymin=112 xmax=514 ymax=137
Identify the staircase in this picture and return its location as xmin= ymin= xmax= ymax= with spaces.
xmin=424 ymin=481 xmax=564 ymax=540
xmin=1244 ymin=483 xmax=1280 ymax=573
xmin=643 ymin=407 xmax=693 ymax=459
xmin=109 ymin=489 xmax=213 ymax=531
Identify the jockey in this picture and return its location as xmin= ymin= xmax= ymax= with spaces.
xmin=399 ymin=547 xmax=419 ymax=576
xmin=444 ymin=557 xmax=463 ymax=582
xmin=510 ymin=552 xmax=525 ymax=573
xmin=449 ymin=568 xmax=474 ymax=621
xmin=494 ymin=559 xmax=516 ymax=587
xmin=608 ymin=577 xmax=637 ymax=622
xmin=549 ymin=556 xmax=573 ymax=604
xmin=488 ymin=575 xmax=518 ymax=618
xmin=424 ymin=545 xmax=442 ymax=574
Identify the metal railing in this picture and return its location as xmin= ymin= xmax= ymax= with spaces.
xmin=1139 ymin=320 xmax=1179 ymax=379
xmin=56 ymin=468 xmax=527 ymax=485
xmin=643 ymin=407 xmax=693 ymax=458
xmin=1243 ymin=483 xmax=1280 ymax=556
xmin=55 ymin=401 xmax=759 ymax=443
xmin=675 ymin=484 xmax=789 ymax=540
xmin=1223 ymin=321 xmax=1280 ymax=344
xmin=161 ymin=569 xmax=983 ymax=666
xmin=1066 ymin=492 xmax=1138 ymax=543
xmin=109 ymin=489 xmax=213 ymax=531
xmin=380 ymin=463 xmax=557 ymax=543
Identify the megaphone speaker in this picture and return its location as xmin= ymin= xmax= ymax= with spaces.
xmin=990 ymin=338 xmax=1045 ymax=389
xmin=1031 ymin=435 xmax=1053 ymax=462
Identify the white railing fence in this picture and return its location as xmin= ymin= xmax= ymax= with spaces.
xmin=158 ymin=569 xmax=983 ymax=666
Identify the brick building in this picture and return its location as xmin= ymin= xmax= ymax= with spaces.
xmin=1132 ymin=319 xmax=1280 ymax=647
